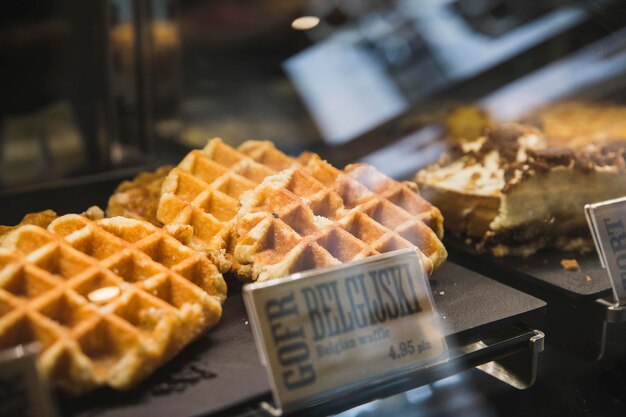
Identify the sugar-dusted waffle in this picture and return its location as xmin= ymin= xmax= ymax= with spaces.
xmin=232 ymin=163 xmax=447 ymax=282
xmin=301 ymin=154 xmax=444 ymax=239
xmin=0 ymin=215 xmax=226 ymax=393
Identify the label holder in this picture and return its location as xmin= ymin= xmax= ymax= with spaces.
xmin=0 ymin=342 xmax=59 ymax=417
xmin=243 ymin=248 xmax=449 ymax=415
xmin=585 ymin=196 xmax=626 ymax=306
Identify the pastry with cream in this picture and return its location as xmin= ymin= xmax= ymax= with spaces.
xmin=416 ymin=122 xmax=626 ymax=256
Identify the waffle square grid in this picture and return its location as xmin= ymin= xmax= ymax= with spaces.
xmin=157 ymin=140 xmax=290 ymax=272
xmin=157 ymin=139 xmax=444 ymax=281
xmin=232 ymin=159 xmax=447 ymax=282
xmin=0 ymin=215 xmax=226 ymax=393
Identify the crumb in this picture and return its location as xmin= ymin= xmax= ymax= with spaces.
xmin=83 ymin=206 xmax=105 ymax=220
xmin=245 ymin=321 xmax=249 ymax=325
xmin=439 ymin=291 xmax=445 ymax=296
xmin=585 ymin=275 xmax=592 ymax=282
xmin=560 ymin=258 xmax=580 ymax=271
xmin=465 ymin=238 xmax=472 ymax=245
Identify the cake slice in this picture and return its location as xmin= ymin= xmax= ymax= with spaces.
xmin=416 ymin=123 xmax=626 ymax=256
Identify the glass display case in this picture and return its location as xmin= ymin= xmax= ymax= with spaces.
xmin=1 ymin=1 xmax=626 ymax=417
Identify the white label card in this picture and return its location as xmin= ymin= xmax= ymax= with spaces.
xmin=585 ymin=197 xmax=626 ymax=304
xmin=243 ymin=249 xmax=448 ymax=414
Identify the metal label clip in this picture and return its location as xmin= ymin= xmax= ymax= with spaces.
xmin=585 ymin=196 xmax=626 ymax=305
xmin=0 ymin=343 xmax=58 ymax=417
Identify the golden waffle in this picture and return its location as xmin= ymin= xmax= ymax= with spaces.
xmin=232 ymin=164 xmax=447 ymax=282
xmin=0 ymin=210 xmax=59 ymax=242
xmin=156 ymin=139 xmax=291 ymax=272
xmin=238 ymin=140 xmax=297 ymax=171
xmin=107 ymin=166 xmax=172 ymax=226
xmin=0 ymin=214 xmax=226 ymax=394
xmin=157 ymin=138 xmax=445 ymax=278
xmin=346 ymin=164 xmax=444 ymax=237
xmin=0 ymin=207 xmax=105 ymax=245
xmin=305 ymin=156 xmax=444 ymax=239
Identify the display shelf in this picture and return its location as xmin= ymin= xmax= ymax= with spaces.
xmin=61 ymin=263 xmax=545 ymax=417
xmin=445 ymin=236 xmax=611 ymax=300
xmin=1 ymin=173 xmax=546 ymax=417
xmin=446 ymin=237 xmax=626 ymax=361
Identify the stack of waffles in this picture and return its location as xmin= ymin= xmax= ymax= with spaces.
xmin=0 ymin=137 xmax=446 ymax=394
xmin=155 ymin=139 xmax=446 ymax=281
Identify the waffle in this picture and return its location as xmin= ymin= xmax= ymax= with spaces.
xmin=0 ymin=210 xmax=59 ymax=243
xmin=157 ymin=138 xmax=444 ymax=275
xmin=323 ymin=159 xmax=443 ymax=239
xmin=295 ymin=153 xmax=443 ymax=239
xmin=0 ymin=214 xmax=226 ymax=394
xmin=232 ymin=162 xmax=447 ymax=282
xmin=156 ymin=139 xmax=291 ymax=272
xmin=0 ymin=207 xmax=105 ymax=245
xmin=107 ymin=165 xmax=172 ymax=226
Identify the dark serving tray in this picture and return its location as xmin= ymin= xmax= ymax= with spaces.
xmin=445 ymin=236 xmax=612 ymax=300
xmin=0 ymin=172 xmax=545 ymax=416
xmin=60 ymin=262 xmax=545 ymax=417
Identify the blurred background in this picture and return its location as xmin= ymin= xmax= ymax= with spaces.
xmin=1 ymin=0 xmax=625 ymax=188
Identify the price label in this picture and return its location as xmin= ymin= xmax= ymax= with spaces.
xmin=585 ymin=197 xmax=626 ymax=304
xmin=0 ymin=343 xmax=58 ymax=417
xmin=243 ymin=249 xmax=448 ymax=414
